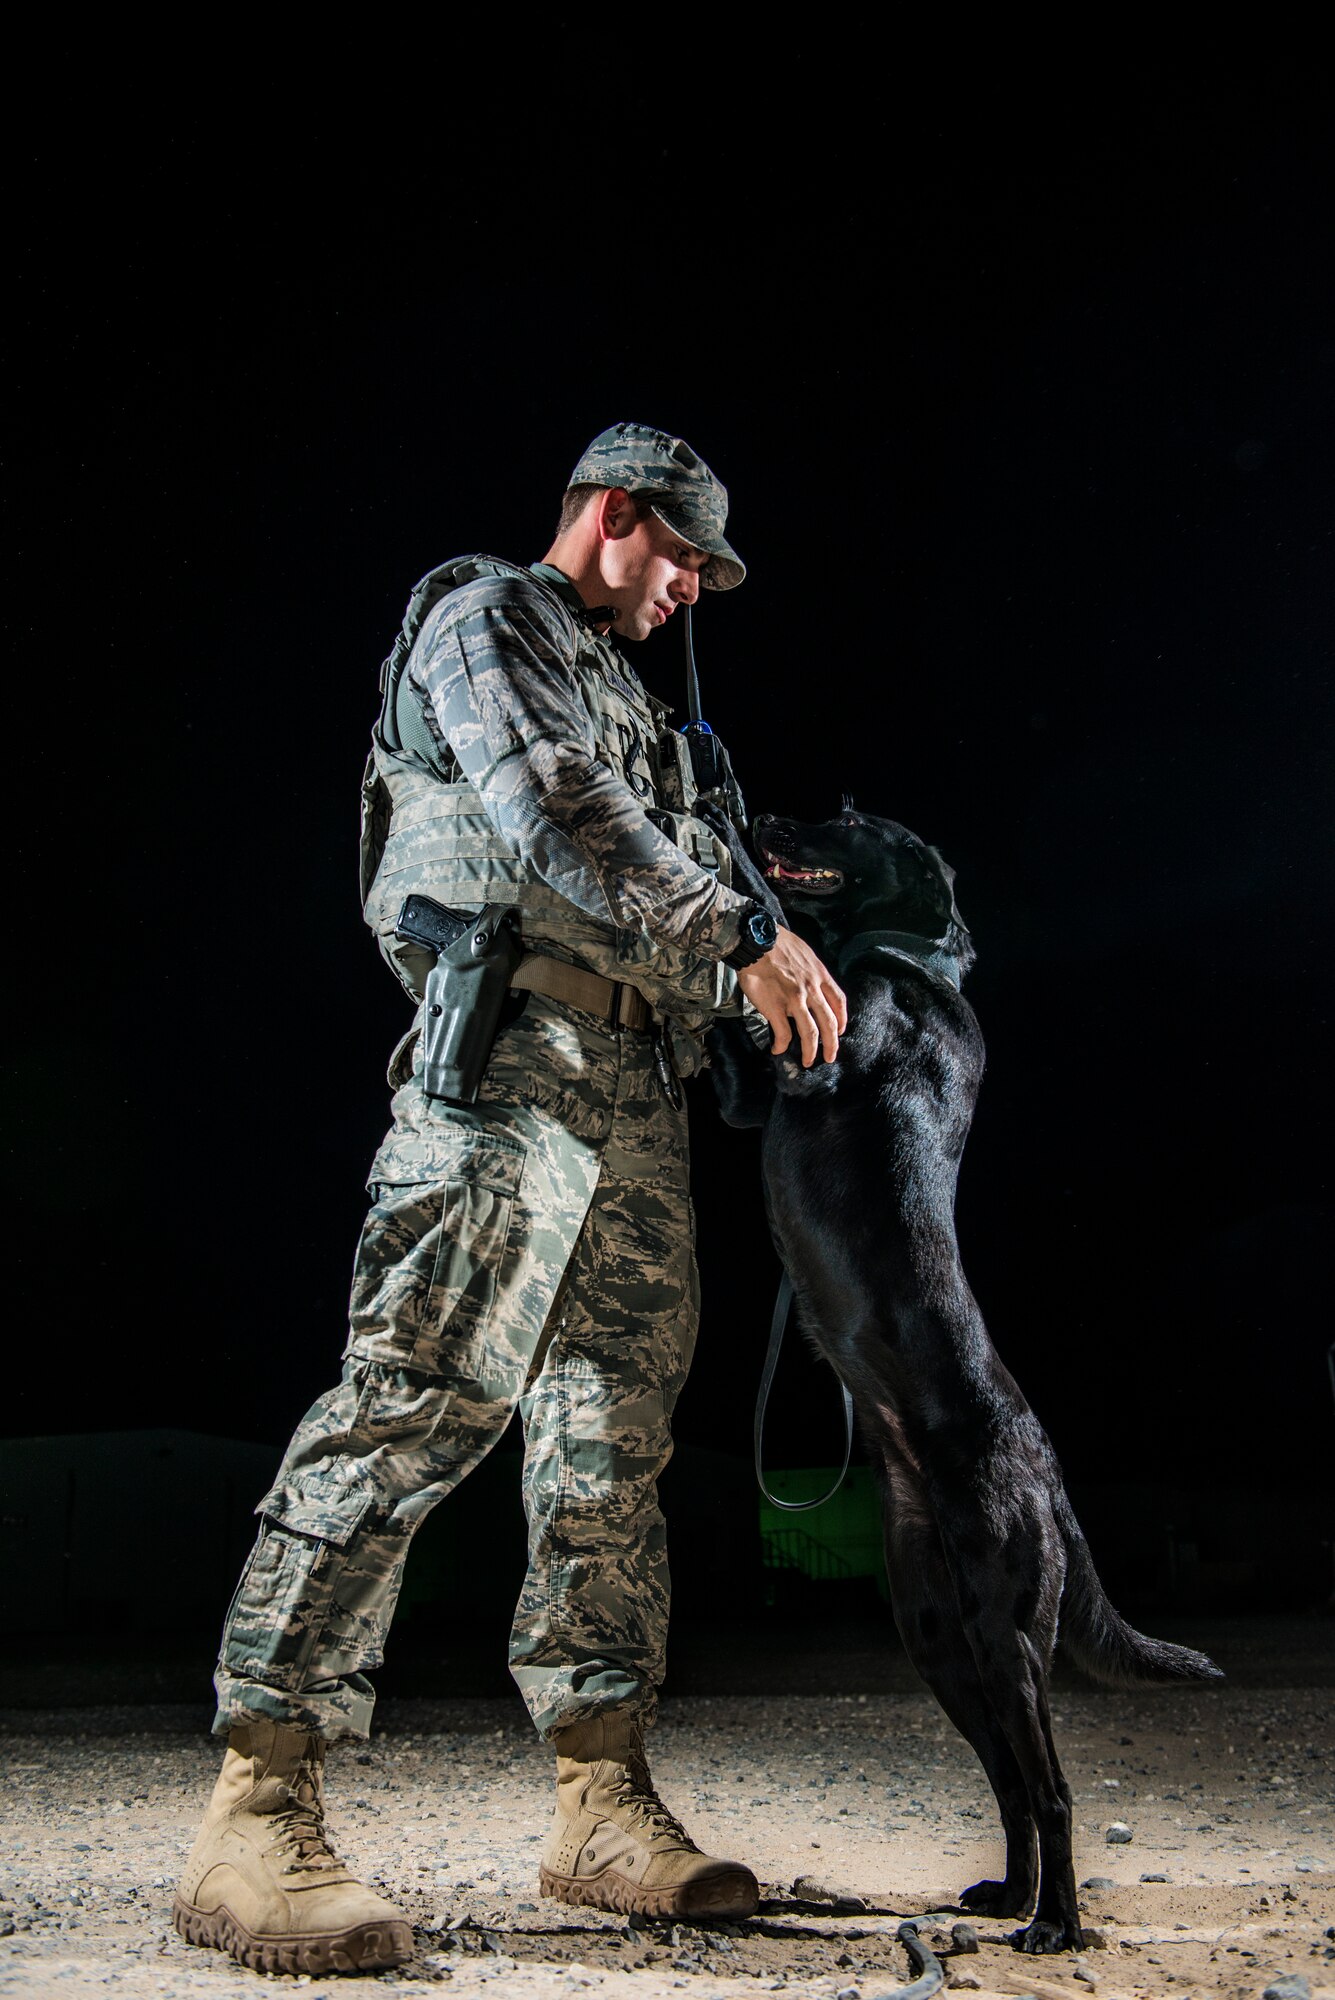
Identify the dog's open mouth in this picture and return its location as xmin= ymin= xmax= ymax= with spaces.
xmin=759 ymin=851 xmax=843 ymax=894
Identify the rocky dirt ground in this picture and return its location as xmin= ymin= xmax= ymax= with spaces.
xmin=0 ymin=1621 xmax=1331 ymax=2000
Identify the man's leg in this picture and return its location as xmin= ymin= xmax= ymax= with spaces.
xmin=214 ymin=1107 xmax=599 ymax=1739
xmin=509 ymin=1038 xmax=696 ymax=1733
xmin=180 ymin=1023 xmax=607 ymax=1971
xmin=511 ymin=1025 xmax=759 ymax=1918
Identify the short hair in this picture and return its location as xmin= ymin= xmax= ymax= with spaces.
xmin=556 ymin=484 xmax=656 ymax=537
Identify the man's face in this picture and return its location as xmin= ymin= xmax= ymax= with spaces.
xmin=600 ymin=497 xmax=709 ymax=641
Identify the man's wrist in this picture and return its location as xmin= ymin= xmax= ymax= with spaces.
xmin=723 ymin=900 xmax=779 ymax=969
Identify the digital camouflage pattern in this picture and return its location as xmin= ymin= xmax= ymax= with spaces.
xmin=567 ymin=423 xmax=745 ymax=590
xmin=215 ymin=975 xmax=697 ymax=1741
xmin=361 ymin=557 xmax=748 ymax=1028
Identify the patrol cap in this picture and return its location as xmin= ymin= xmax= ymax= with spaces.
xmin=568 ymin=421 xmax=746 ymax=590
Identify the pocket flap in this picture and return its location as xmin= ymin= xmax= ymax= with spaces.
xmin=259 ymin=1476 xmax=374 ymax=1547
xmin=369 ymin=1126 xmax=526 ymax=1196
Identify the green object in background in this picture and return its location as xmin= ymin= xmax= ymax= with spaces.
xmin=758 ymin=1466 xmax=888 ymax=1601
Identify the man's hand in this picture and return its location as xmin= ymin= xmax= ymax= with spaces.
xmin=736 ymin=928 xmax=847 ymax=1067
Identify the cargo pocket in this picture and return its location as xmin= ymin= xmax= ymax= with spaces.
xmin=221 ymin=1483 xmax=372 ymax=1689
xmin=346 ymin=1132 xmax=526 ymax=1374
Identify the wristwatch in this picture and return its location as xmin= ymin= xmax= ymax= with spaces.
xmin=723 ymin=900 xmax=779 ymax=969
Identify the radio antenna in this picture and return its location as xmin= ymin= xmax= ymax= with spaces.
xmin=684 ymin=603 xmax=705 ymax=725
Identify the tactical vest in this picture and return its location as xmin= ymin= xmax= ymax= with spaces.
xmin=359 ymin=555 xmax=737 ymax=1030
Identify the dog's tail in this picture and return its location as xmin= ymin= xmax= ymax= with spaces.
xmin=1056 ymin=1497 xmax=1224 ymax=1686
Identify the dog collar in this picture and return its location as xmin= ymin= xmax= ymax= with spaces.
xmin=835 ymin=929 xmax=963 ymax=993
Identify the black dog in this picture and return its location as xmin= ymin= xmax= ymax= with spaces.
xmin=704 ymin=804 xmax=1222 ymax=1955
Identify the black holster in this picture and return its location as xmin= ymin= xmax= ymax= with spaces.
xmin=419 ymin=903 xmax=523 ymax=1103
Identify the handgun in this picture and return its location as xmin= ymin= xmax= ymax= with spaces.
xmin=394 ymin=894 xmax=522 ymax=1103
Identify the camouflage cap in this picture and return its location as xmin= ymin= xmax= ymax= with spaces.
xmin=569 ymin=422 xmax=745 ymax=590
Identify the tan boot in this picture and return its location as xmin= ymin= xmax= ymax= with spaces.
xmin=539 ymin=1713 xmax=759 ymax=1920
xmin=173 ymin=1720 xmax=412 ymax=1974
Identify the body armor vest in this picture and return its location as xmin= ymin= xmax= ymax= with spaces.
xmin=359 ymin=556 xmax=737 ymax=1029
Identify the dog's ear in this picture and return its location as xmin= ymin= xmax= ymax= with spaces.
xmin=922 ymin=844 xmax=969 ymax=937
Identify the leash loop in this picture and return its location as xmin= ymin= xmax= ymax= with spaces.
xmin=754 ymin=1269 xmax=855 ymax=1511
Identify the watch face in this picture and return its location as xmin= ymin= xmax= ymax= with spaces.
xmin=750 ymin=910 xmax=777 ymax=948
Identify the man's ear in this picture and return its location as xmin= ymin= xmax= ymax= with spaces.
xmin=597 ymin=487 xmax=636 ymax=542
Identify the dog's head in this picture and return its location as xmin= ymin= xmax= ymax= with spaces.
xmin=753 ymin=806 xmax=974 ymax=972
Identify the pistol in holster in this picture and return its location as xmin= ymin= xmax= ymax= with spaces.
xmin=394 ymin=894 xmax=523 ymax=1104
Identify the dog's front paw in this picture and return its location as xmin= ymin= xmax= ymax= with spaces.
xmin=960 ymin=1877 xmax=1031 ymax=1918
xmin=1009 ymin=1916 xmax=1084 ymax=1954
xmin=772 ymin=1049 xmax=839 ymax=1097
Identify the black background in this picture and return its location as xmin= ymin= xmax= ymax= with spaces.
xmin=10 ymin=68 xmax=1332 ymax=1610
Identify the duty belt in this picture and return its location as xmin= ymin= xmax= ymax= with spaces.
xmin=511 ymin=953 xmax=653 ymax=1032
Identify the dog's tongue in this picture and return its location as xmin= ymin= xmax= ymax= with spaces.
xmin=768 ymin=860 xmax=833 ymax=882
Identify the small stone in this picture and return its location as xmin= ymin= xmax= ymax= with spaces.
xmin=1082 ymin=1927 xmax=1108 ymax=1949
xmin=1105 ymin=1823 xmax=1133 ymax=1844
xmin=951 ymin=1921 xmax=979 ymax=1952
xmin=1139 ymin=1872 xmax=1169 ymax=1883
xmin=947 ymin=1978 xmax=981 ymax=1992
xmin=1082 ymin=1876 xmax=1115 ymax=1890
xmin=1262 ymin=1977 xmax=1311 ymax=2000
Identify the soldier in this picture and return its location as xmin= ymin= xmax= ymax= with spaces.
xmin=174 ymin=423 xmax=847 ymax=1974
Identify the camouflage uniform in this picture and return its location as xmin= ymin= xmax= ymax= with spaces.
xmin=214 ymin=428 xmax=752 ymax=1744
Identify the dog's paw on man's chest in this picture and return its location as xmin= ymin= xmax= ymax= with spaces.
xmin=772 ymin=1050 xmax=842 ymax=1097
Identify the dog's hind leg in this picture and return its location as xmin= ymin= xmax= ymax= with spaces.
xmin=880 ymin=1476 xmax=1038 ymax=1918
xmin=944 ymin=1528 xmax=1084 ymax=1954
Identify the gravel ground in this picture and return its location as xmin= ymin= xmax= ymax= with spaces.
xmin=1 ymin=1644 xmax=1332 ymax=1999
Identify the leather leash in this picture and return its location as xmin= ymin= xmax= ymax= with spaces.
xmin=753 ymin=1268 xmax=855 ymax=1512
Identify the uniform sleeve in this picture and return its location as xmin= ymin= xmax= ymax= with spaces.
xmin=409 ymin=576 xmax=747 ymax=960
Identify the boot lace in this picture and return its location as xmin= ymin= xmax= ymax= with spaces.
xmin=606 ymin=1747 xmax=693 ymax=1846
xmin=266 ymin=1768 xmax=344 ymax=1878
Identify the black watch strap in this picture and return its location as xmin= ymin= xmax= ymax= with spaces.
xmin=723 ymin=901 xmax=779 ymax=969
